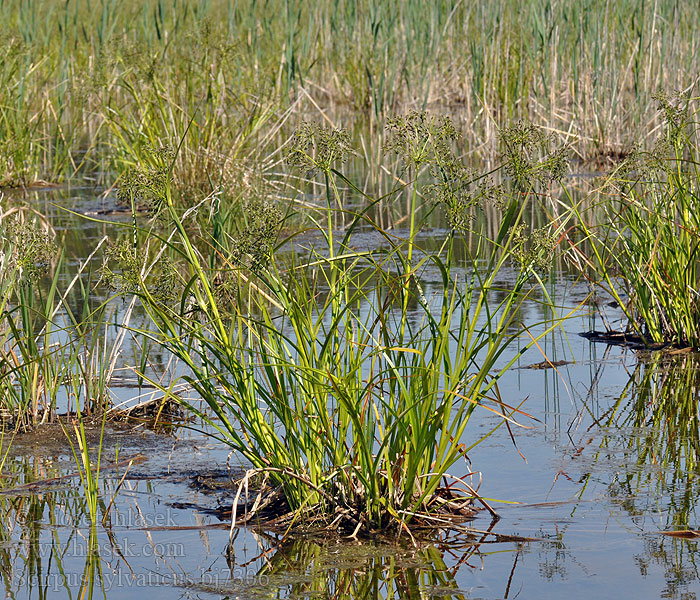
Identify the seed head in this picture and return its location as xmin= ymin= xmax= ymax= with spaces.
xmin=286 ymin=122 xmax=355 ymax=175
xmin=2 ymin=218 xmax=56 ymax=284
xmin=229 ymin=198 xmax=283 ymax=273
xmin=652 ymin=88 xmax=691 ymax=143
xmin=116 ymin=145 xmax=174 ymax=213
xmin=499 ymin=121 xmax=569 ymax=190
xmin=100 ymin=240 xmax=142 ymax=297
xmin=510 ymin=225 xmax=558 ymax=273
xmin=384 ymin=111 xmax=460 ymax=170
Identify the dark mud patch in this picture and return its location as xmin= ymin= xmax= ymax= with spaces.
xmin=580 ymin=330 xmax=696 ymax=353
xmin=7 ymin=418 xmax=172 ymax=457
xmin=517 ymin=359 xmax=573 ymax=370
xmin=7 ymin=418 xmax=152 ymax=455
xmin=5 ymin=418 xmax=241 ymax=481
xmin=111 ymin=397 xmax=186 ymax=432
xmin=0 ymin=179 xmax=63 ymax=191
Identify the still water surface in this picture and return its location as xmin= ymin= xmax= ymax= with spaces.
xmin=1 ymin=186 xmax=698 ymax=599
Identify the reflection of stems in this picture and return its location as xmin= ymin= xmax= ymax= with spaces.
xmin=504 ymin=546 xmax=522 ymax=598
xmin=253 ymin=536 xmax=470 ymax=600
xmin=63 ymin=408 xmax=106 ymax=525
xmin=0 ymin=454 xmax=118 ymax=597
xmin=78 ymin=525 xmax=105 ymax=600
xmin=583 ymin=355 xmax=700 ymax=530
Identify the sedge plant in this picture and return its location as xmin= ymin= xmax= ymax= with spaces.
xmin=0 ymin=210 xmax=115 ymax=429
xmin=0 ymin=213 xmax=61 ymax=428
xmin=114 ymin=114 xmax=569 ymax=535
xmin=570 ymin=89 xmax=700 ymax=349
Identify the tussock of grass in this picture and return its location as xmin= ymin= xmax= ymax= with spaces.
xmin=115 ymin=114 xmax=569 ymax=535
xmin=0 ymin=205 xmax=123 ymax=429
xmin=570 ymin=89 xmax=700 ymax=349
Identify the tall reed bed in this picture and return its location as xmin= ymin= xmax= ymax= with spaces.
xmin=110 ymin=113 xmax=570 ymax=534
xmin=1 ymin=0 xmax=698 ymax=187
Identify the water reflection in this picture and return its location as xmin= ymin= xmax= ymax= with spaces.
xmin=636 ymin=535 xmax=699 ymax=600
xmin=230 ymin=535 xmax=477 ymax=600
xmin=564 ymin=352 xmax=700 ymax=598
xmin=602 ymin=354 xmax=700 ymax=528
xmin=0 ymin=446 xmax=534 ymax=600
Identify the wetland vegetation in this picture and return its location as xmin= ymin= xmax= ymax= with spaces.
xmin=2 ymin=0 xmax=700 ymax=598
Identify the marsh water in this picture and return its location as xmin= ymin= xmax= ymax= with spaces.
xmin=3 ymin=185 xmax=700 ymax=599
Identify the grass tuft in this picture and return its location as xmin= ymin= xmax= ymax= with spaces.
xmin=117 ymin=114 xmax=569 ymax=535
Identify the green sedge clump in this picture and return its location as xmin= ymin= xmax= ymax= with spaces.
xmin=128 ymin=111 xmax=571 ymax=537
xmin=583 ymin=88 xmax=700 ymax=347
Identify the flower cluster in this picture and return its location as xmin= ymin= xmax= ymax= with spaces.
xmin=510 ymin=224 xmax=558 ymax=273
xmin=613 ymin=89 xmax=692 ymax=185
xmin=2 ymin=218 xmax=56 ymax=284
xmin=99 ymin=240 xmax=179 ymax=304
xmin=285 ymin=122 xmax=354 ymax=175
xmin=229 ymin=198 xmax=283 ymax=273
xmin=384 ymin=111 xmax=459 ymax=170
xmin=498 ymin=121 xmax=569 ymax=190
xmin=652 ymin=88 xmax=691 ymax=143
xmin=423 ymin=161 xmax=479 ymax=231
xmin=99 ymin=240 xmax=142 ymax=297
xmin=116 ymin=146 xmax=174 ymax=213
